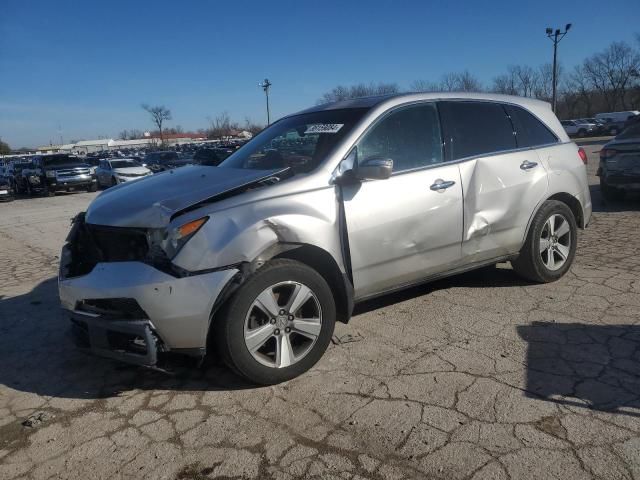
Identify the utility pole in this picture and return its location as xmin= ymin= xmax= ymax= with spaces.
xmin=259 ymin=78 xmax=272 ymax=125
xmin=546 ymin=24 xmax=572 ymax=113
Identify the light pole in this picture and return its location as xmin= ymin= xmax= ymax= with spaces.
xmin=259 ymin=78 xmax=272 ymax=125
xmin=546 ymin=23 xmax=572 ymax=113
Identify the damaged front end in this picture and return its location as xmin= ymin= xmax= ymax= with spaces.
xmin=59 ymin=212 xmax=239 ymax=369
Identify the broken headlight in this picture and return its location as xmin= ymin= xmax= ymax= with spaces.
xmin=161 ymin=216 xmax=209 ymax=258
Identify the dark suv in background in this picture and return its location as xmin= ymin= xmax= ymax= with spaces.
xmin=23 ymin=154 xmax=97 ymax=196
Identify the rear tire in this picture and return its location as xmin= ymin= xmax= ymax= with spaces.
xmin=512 ymin=200 xmax=577 ymax=283
xmin=87 ymin=183 xmax=97 ymax=192
xmin=212 ymin=259 xmax=336 ymax=385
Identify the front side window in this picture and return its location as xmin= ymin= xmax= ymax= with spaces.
xmin=356 ymin=103 xmax=443 ymax=172
xmin=505 ymin=105 xmax=558 ymax=148
xmin=440 ymin=101 xmax=516 ymax=160
xmin=220 ymin=108 xmax=368 ymax=175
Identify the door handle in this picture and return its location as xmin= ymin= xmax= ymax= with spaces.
xmin=430 ymin=179 xmax=456 ymax=191
xmin=520 ymin=160 xmax=538 ymax=170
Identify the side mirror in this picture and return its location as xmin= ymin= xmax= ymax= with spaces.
xmin=356 ymin=157 xmax=393 ymax=180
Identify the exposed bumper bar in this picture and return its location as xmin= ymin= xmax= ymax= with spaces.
xmin=69 ymin=311 xmax=159 ymax=366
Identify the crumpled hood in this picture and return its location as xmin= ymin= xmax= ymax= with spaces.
xmin=86 ymin=165 xmax=283 ymax=228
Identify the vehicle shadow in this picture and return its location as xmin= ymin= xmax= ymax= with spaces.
xmin=0 ymin=264 xmax=532 ymax=400
xmin=517 ymin=322 xmax=640 ymax=417
xmin=0 ymin=277 xmax=255 ymax=401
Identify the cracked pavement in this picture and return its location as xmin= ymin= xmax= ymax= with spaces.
xmin=1 ymin=143 xmax=639 ymax=479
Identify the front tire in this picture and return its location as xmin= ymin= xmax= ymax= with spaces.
xmin=213 ymin=259 xmax=336 ymax=385
xmin=87 ymin=183 xmax=98 ymax=192
xmin=512 ymin=200 xmax=577 ymax=283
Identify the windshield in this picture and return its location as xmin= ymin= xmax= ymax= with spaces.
xmin=43 ymin=155 xmax=83 ymax=167
xmin=219 ymin=108 xmax=369 ymax=174
xmin=110 ymin=160 xmax=140 ymax=168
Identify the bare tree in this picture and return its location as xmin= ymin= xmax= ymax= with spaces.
xmin=317 ymin=82 xmax=399 ymax=104
xmin=207 ymin=111 xmax=234 ymax=139
xmin=141 ymin=104 xmax=172 ymax=145
xmin=119 ymin=130 xmax=129 ymax=140
xmin=438 ymin=71 xmax=483 ymax=92
xmin=582 ymin=42 xmax=640 ymax=111
xmin=410 ymin=79 xmax=440 ymax=92
xmin=244 ymin=116 xmax=265 ymax=135
xmin=492 ymin=70 xmax=518 ymax=95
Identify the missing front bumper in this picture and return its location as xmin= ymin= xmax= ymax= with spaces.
xmin=69 ymin=311 xmax=160 ymax=367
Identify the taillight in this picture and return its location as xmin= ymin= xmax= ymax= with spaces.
xmin=599 ymin=148 xmax=617 ymax=160
xmin=578 ymin=147 xmax=588 ymax=165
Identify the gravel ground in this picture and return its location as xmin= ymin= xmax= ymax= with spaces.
xmin=0 ymin=143 xmax=639 ymax=480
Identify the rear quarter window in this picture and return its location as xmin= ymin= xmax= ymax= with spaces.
xmin=439 ymin=101 xmax=516 ymax=161
xmin=505 ymin=105 xmax=558 ymax=148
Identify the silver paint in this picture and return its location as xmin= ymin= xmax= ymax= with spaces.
xmin=59 ymin=92 xmax=592 ymax=353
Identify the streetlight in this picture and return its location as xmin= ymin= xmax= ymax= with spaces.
xmin=546 ymin=23 xmax=572 ymax=113
xmin=258 ymin=78 xmax=272 ymax=125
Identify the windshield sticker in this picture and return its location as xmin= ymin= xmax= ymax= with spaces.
xmin=304 ymin=123 xmax=344 ymax=134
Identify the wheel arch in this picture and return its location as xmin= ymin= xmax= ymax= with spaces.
xmin=271 ymin=243 xmax=354 ymax=324
xmin=207 ymin=242 xmax=354 ymax=349
xmin=522 ymin=191 xmax=585 ymax=249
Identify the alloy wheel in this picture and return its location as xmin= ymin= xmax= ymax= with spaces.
xmin=539 ymin=214 xmax=572 ymax=271
xmin=243 ymin=281 xmax=322 ymax=368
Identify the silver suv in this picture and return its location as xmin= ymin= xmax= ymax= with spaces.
xmin=59 ymin=93 xmax=592 ymax=384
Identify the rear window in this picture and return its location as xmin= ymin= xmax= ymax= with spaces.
xmin=439 ymin=101 xmax=516 ymax=160
xmin=505 ymin=105 xmax=558 ymax=148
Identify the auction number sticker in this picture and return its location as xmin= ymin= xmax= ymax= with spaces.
xmin=305 ymin=123 xmax=344 ymax=134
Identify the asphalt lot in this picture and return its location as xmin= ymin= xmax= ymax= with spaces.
xmin=1 ymin=143 xmax=639 ymax=480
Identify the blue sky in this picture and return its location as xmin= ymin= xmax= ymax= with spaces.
xmin=1 ymin=0 xmax=639 ymax=147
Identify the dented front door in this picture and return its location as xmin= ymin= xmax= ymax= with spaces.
xmin=458 ymin=150 xmax=548 ymax=262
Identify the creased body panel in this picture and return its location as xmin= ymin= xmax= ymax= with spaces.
xmin=459 ymin=149 xmax=548 ymax=263
xmin=172 ymin=185 xmax=346 ymax=274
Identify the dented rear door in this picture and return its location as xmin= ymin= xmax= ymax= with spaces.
xmin=458 ymin=149 xmax=548 ymax=262
xmin=439 ymin=100 xmax=549 ymax=263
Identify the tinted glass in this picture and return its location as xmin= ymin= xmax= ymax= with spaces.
xmin=505 ymin=105 xmax=558 ymax=148
xmin=356 ymin=103 xmax=442 ymax=172
xmin=220 ymin=108 xmax=368 ymax=175
xmin=440 ymin=101 xmax=516 ymax=160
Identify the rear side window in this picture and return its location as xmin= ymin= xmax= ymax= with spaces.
xmin=506 ymin=105 xmax=558 ymax=148
xmin=439 ymin=101 xmax=516 ymax=160
xmin=357 ymin=103 xmax=443 ymax=172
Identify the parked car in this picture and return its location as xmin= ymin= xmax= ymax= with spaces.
xmin=143 ymin=151 xmax=193 ymax=172
xmin=577 ymin=118 xmax=607 ymax=136
xmin=7 ymin=161 xmax=33 ymax=194
xmin=597 ymin=122 xmax=640 ymax=200
xmin=560 ymin=119 xmax=597 ymax=137
xmin=22 ymin=154 xmax=97 ymax=196
xmin=595 ymin=111 xmax=640 ymax=136
xmin=59 ymin=93 xmax=591 ymax=384
xmin=192 ymin=148 xmax=231 ymax=166
xmin=0 ymin=173 xmax=15 ymax=201
xmin=96 ymin=158 xmax=152 ymax=188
